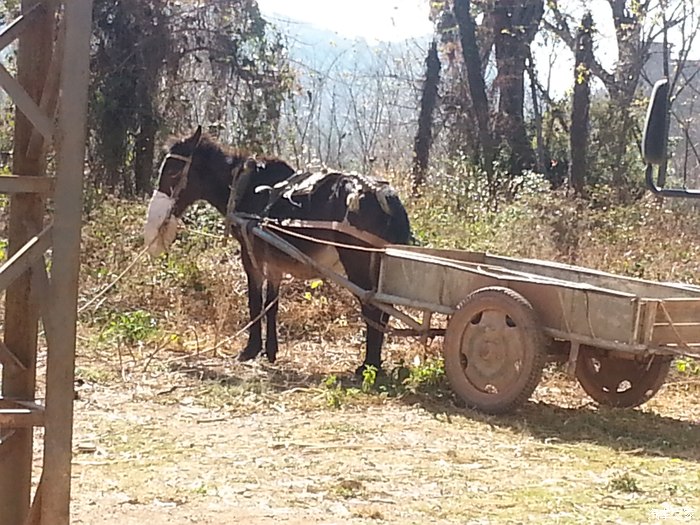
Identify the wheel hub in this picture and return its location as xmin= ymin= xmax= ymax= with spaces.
xmin=460 ymin=310 xmax=524 ymax=392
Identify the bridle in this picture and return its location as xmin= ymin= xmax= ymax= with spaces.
xmin=161 ymin=152 xmax=194 ymax=201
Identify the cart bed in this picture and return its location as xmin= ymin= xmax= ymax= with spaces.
xmin=376 ymin=246 xmax=700 ymax=356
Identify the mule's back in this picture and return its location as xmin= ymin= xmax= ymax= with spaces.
xmin=245 ymin=168 xmax=411 ymax=246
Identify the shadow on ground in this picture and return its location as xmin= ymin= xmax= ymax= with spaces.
xmin=169 ymin=356 xmax=700 ymax=463
xmin=408 ymin=388 xmax=700 ymax=463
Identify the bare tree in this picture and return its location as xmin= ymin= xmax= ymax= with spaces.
xmin=545 ymin=0 xmax=688 ymax=196
xmin=279 ymin=37 xmax=424 ymax=173
xmin=412 ymin=40 xmax=441 ymax=191
xmin=491 ymin=0 xmax=544 ymax=174
xmin=569 ymin=12 xmax=594 ymax=195
xmin=453 ymin=0 xmax=496 ymax=185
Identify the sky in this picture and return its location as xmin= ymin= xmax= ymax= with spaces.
xmin=257 ymin=0 xmax=699 ymax=98
xmin=257 ymin=0 xmax=433 ymax=43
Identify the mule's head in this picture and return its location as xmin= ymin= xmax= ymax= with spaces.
xmin=143 ymin=126 xmax=204 ymax=256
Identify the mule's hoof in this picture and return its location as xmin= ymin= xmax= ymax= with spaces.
xmin=264 ymin=342 xmax=278 ymax=363
xmin=238 ymin=346 xmax=261 ymax=362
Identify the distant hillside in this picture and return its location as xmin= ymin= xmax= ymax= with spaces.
xmin=262 ymin=13 xmax=430 ymax=171
xmin=265 ymin=13 xmax=429 ymax=75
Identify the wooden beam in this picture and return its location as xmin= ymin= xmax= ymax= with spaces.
xmin=0 ymin=3 xmax=54 ymax=520
xmin=23 ymin=476 xmax=43 ymax=525
xmin=0 ymin=399 xmax=45 ymax=427
xmin=40 ymin=2 xmax=93 ymax=524
xmin=0 ymin=175 xmax=55 ymax=194
xmin=0 ymin=63 xmax=54 ymax=140
xmin=30 ymin=258 xmax=56 ymax=349
xmin=26 ymin=13 xmax=65 ymax=160
xmin=0 ymin=341 xmax=27 ymax=372
xmin=0 ymin=3 xmax=46 ymax=52
xmin=0 ymin=223 xmax=52 ymax=292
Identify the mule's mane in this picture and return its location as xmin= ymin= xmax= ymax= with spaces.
xmin=171 ymin=133 xmax=285 ymax=168
xmin=195 ymin=135 xmax=252 ymax=164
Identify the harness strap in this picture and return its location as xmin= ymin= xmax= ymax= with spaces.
xmin=165 ymin=153 xmax=192 ymax=163
xmin=162 ymin=152 xmax=193 ymax=202
xmin=274 ymin=219 xmax=389 ymax=248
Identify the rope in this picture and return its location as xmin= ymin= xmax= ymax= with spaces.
xmin=78 ymin=244 xmax=150 ymax=314
xmin=167 ymin=295 xmax=280 ymax=361
xmin=78 ymin=213 xmax=172 ymax=314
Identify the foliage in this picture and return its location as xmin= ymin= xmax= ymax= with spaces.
xmin=88 ymin=0 xmax=293 ymax=197
xmin=608 ymin=472 xmax=642 ymax=493
xmin=361 ymin=365 xmax=378 ymax=393
xmin=675 ymin=358 xmax=700 ymax=376
xmin=320 ymin=359 xmax=448 ymax=408
xmin=100 ymin=309 xmax=159 ymax=346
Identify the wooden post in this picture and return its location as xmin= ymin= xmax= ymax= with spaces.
xmin=0 ymin=2 xmax=55 ymax=524
xmin=40 ymin=2 xmax=92 ymax=524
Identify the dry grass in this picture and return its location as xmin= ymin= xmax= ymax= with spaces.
xmin=67 ymin=365 xmax=699 ymax=525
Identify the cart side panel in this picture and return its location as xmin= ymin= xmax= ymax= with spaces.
xmin=376 ymin=253 xmax=489 ymax=310
xmin=390 ymin=246 xmax=700 ymax=299
xmin=650 ymin=299 xmax=700 ymax=346
xmin=378 ymin=252 xmax=639 ymax=343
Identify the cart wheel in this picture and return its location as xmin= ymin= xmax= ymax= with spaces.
xmin=575 ymin=347 xmax=672 ymax=408
xmin=443 ymin=286 xmax=547 ymax=414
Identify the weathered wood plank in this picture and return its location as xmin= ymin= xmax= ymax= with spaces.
xmin=391 ymin=246 xmax=700 ymax=300
xmin=26 ymin=14 xmax=65 ymax=160
xmin=0 ymin=3 xmax=45 ymax=52
xmin=0 ymin=223 xmax=52 ymax=292
xmin=0 ymin=399 xmax=45 ymax=428
xmin=0 ymin=175 xmax=55 ymax=194
xmin=0 ymin=3 xmax=55 ymax=521
xmin=0 ymin=63 xmax=54 ymax=140
xmin=23 ymin=475 xmax=43 ymax=525
xmin=30 ymin=258 xmax=56 ymax=350
xmin=40 ymin=3 xmax=93 ymax=524
xmin=652 ymin=323 xmax=700 ymax=346
xmin=0 ymin=340 xmax=27 ymax=371
xmin=378 ymin=249 xmax=639 ymax=344
xmin=653 ymin=298 xmax=700 ymax=324
xmin=0 ymin=409 xmax=44 ymax=427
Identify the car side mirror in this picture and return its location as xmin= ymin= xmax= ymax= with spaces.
xmin=642 ymin=79 xmax=669 ymax=165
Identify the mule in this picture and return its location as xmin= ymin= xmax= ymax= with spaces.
xmin=143 ymin=126 xmax=411 ymax=373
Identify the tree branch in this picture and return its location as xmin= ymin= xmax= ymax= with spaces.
xmin=544 ymin=3 xmax=616 ymax=91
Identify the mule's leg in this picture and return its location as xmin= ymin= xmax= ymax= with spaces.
xmin=337 ymin=249 xmax=389 ymax=374
xmin=263 ymin=276 xmax=281 ymax=363
xmin=358 ymin=304 xmax=389 ymax=375
xmin=238 ymin=251 xmax=265 ymax=361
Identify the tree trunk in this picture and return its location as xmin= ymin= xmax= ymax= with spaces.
xmin=134 ymin=112 xmax=157 ymax=196
xmin=525 ymin=50 xmax=545 ymax=174
xmin=412 ymin=40 xmax=441 ymax=193
xmin=453 ymin=0 xmax=495 ymax=185
xmin=491 ymin=0 xmax=543 ymax=174
xmin=546 ymin=0 xmax=649 ymax=199
xmin=569 ymin=12 xmax=594 ymax=196
xmin=607 ymin=0 xmax=645 ymax=196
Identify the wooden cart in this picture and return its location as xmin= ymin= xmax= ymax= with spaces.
xmin=229 ymin=214 xmax=700 ymax=414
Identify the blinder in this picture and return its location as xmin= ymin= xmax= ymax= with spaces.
xmin=160 ymin=152 xmax=194 ymax=200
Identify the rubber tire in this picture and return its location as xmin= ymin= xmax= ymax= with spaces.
xmin=575 ymin=348 xmax=672 ymax=408
xmin=443 ymin=286 xmax=547 ymax=414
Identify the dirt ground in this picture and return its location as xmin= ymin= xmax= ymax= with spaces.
xmin=27 ymin=338 xmax=699 ymax=525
